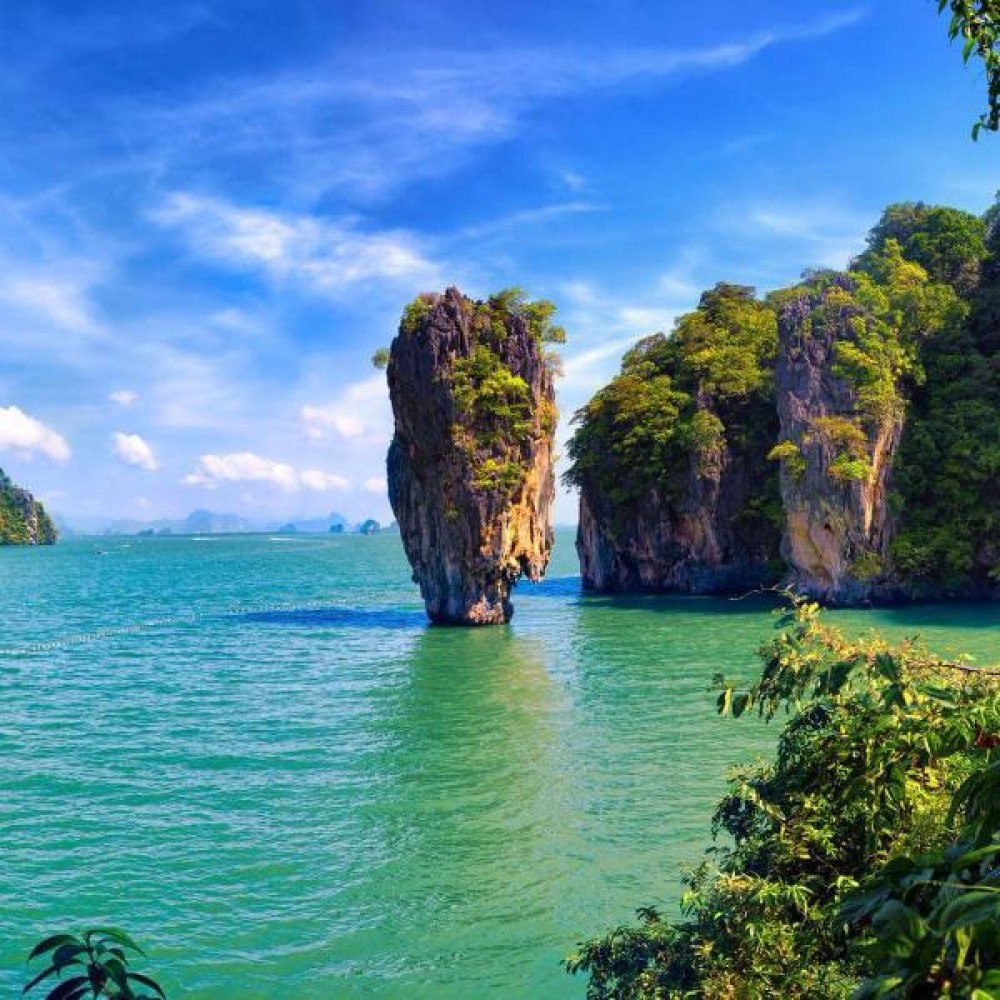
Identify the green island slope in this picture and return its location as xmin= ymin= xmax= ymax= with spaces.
xmin=567 ymin=198 xmax=1000 ymax=602
xmin=0 ymin=468 xmax=56 ymax=545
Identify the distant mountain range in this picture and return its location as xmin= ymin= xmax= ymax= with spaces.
xmin=57 ymin=509 xmax=398 ymax=537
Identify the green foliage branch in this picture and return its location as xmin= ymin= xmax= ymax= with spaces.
xmin=938 ymin=0 xmax=1000 ymax=138
xmin=567 ymin=597 xmax=1000 ymax=998
xmin=24 ymin=928 xmax=165 ymax=1000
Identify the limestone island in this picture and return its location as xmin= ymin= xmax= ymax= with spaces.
xmin=385 ymin=287 xmax=563 ymax=625
xmin=566 ymin=201 xmax=999 ymax=604
xmin=0 ymin=468 xmax=57 ymax=545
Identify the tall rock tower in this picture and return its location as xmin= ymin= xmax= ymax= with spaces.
xmin=386 ymin=287 xmax=560 ymax=624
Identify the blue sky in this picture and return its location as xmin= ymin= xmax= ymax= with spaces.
xmin=0 ymin=0 xmax=995 ymax=527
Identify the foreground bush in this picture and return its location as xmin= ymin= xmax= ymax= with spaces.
xmin=567 ymin=598 xmax=1000 ymax=998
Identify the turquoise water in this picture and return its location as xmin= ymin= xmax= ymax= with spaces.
xmin=1 ymin=532 xmax=997 ymax=998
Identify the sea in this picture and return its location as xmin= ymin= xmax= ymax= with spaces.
xmin=1 ymin=531 xmax=997 ymax=998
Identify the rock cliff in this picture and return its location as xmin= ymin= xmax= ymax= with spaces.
xmin=568 ymin=284 xmax=782 ymax=594
xmin=0 ymin=469 xmax=57 ymax=545
xmin=576 ymin=403 xmax=780 ymax=593
xmin=565 ymin=200 xmax=1000 ymax=605
xmin=773 ymin=282 xmax=902 ymax=603
xmin=386 ymin=287 xmax=559 ymax=624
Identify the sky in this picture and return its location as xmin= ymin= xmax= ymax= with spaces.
xmin=0 ymin=0 xmax=995 ymax=528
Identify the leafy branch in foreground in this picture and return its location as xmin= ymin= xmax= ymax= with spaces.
xmin=846 ymin=759 xmax=1000 ymax=997
xmin=938 ymin=0 xmax=1000 ymax=138
xmin=567 ymin=596 xmax=1000 ymax=998
xmin=24 ymin=928 xmax=165 ymax=999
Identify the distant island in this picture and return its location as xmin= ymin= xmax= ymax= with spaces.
xmin=59 ymin=509 xmax=397 ymax=537
xmin=0 ymin=468 xmax=56 ymax=545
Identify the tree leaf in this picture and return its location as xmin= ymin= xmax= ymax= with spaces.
xmin=84 ymin=928 xmax=145 ymax=956
xmin=42 ymin=976 xmax=90 ymax=1000
xmin=127 ymin=972 xmax=167 ymax=998
xmin=27 ymin=936 xmax=79 ymax=962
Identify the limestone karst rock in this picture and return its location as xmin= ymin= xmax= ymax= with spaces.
xmin=565 ymin=200 xmax=1000 ymax=605
xmin=569 ymin=284 xmax=782 ymax=594
xmin=773 ymin=280 xmax=903 ymax=603
xmin=386 ymin=287 xmax=560 ymax=625
xmin=0 ymin=468 xmax=57 ymax=545
xmin=575 ymin=400 xmax=781 ymax=594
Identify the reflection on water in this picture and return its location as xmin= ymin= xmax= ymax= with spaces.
xmin=330 ymin=628 xmax=575 ymax=996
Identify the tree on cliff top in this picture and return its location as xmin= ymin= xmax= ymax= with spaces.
xmin=565 ymin=283 xmax=777 ymax=509
xmin=856 ymin=202 xmax=987 ymax=296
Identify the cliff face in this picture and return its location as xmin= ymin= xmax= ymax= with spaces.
xmin=568 ymin=284 xmax=782 ymax=595
xmin=0 ymin=469 xmax=57 ymax=545
xmin=773 ymin=286 xmax=902 ymax=603
xmin=567 ymin=201 xmax=1000 ymax=605
xmin=577 ymin=400 xmax=780 ymax=593
xmin=386 ymin=287 xmax=558 ymax=624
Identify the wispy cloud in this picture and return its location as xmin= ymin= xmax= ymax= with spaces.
xmin=724 ymin=198 xmax=874 ymax=271
xmin=109 ymin=389 xmax=139 ymax=406
xmin=131 ymin=10 xmax=866 ymax=200
xmin=112 ymin=431 xmax=159 ymax=471
xmin=184 ymin=452 xmax=351 ymax=492
xmin=153 ymin=192 xmax=441 ymax=295
xmin=300 ymin=375 xmax=391 ymax=443
xmin=454 ymin=201 xmax=601 ymax=241
xmin=0 ymin=405 xmax=71 ymax=461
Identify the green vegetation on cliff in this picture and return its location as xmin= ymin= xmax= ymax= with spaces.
xmin=566 ymin=283 xmax=778 ymax=518
xmin=568 ymin=599 xmax=1000 ymax=998
xmin=885 ymin=204 xmax=1000 ymax=592
xmin=568 ymin=197 xmax=1000 ymax=597
xmin=0 ymin=468 xmax=56 ymax=545
xmin=402 ymin=288 xmax=561 ymax=499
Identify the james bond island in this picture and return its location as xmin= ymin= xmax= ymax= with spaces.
xmin=567 ymin=200 xmax=1000 ymax=605
xmin=385 ymin=287 xmax=563 ymax=624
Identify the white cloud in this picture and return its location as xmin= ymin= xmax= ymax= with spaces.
xmin=0 ymin=405 xmax=70 ymax=460
xmin=300 ymin=375 xmax=390 ymax=443
xmin=109 ymin=389 xmax=138 ymax=406
xmin=727 ymin=200 xmax=873 ymax=270
xmin=363 ymin=476 xmax=387 ymax=493
xmin=301 ymin=469 xmax=350 ymax=491
xmin=184 ymin=454 xmax=352 ymax=492
xmin=0 ymin=273 xmax=100 ymax=334
xmin=112 ymin=432 xmax=159 ymax=471
xmin=155 ymin=193 xmax=440 ymax=297
xmin=137 ymin=496 xmax=152 ymax=508
xmin=184 ymin=452 xmax=299 ymax=490
xmin=301 ymin=406 xmax=365 ymax=439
